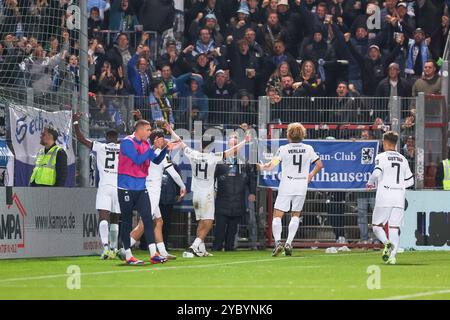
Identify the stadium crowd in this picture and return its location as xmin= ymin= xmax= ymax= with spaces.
xmin=0 ymin=0 xmax=448 ymax=128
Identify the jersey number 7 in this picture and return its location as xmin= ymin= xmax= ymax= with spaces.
xmin=392 ymin=162 xmax=400 ymax=184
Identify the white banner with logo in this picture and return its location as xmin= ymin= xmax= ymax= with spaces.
xmin=403 ymin=191 xmax=450 ymax=250
xmin=0 ymin=188 xmax=101 ymax=259
xmin=9 ymin=104 xmax=75 ymax=186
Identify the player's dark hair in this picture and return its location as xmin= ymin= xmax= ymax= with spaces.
xmin=383 ymin=131 xmax=398 ymax=145
xmin=105 ymin=129 xmax=118 ymax=141
xmin=150 ymin=129 xmax=165 ymax=145
xmin=44 ymin=126 xmax=59 ymax=141
xmin=202 ymin=134 xmax=215 ymax=150
xmin=135 ymin=119 xmax=150 ymax=130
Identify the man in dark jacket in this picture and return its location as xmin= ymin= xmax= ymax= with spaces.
xmin=213 ymin=134 xmax=256 ymax=251
xmin=226 ymin=39 xmax=260 ymax=96
xmin=136 ymin=0 xmax=175 ymax=34
xmin=375 ymin=62 xmax=411 ymax=98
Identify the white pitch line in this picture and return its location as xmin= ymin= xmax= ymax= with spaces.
xmin=0 ymin=257 xmax=302 ymax=283
xmin=0 ymin=251 xmax=377 ymax=284
xmin=376 ymin=289 xmax=450 ymax=300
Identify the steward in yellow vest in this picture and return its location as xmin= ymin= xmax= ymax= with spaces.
xmin=436 ymin=149 xmax=450 ymax=190
xmin=30 ymin=126 xmax=68 ymax=187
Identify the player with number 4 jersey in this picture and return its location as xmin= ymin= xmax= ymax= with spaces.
xmin=367 ymin=131 xmax=414 ymax=265
xmin=258 ymin=123 xmax=323 ymax=257
xmin=73 ymin=113 xmax=122 ymax=260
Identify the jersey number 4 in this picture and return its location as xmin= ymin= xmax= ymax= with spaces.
xmin=293 ymin=154 xmax=303 ymax=173
xmin=105 ymin=151 xmax=116 ymax=169
xmin=195 ymin=163 xmax=208 ymax=180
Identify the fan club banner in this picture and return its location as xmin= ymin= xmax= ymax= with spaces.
xmin=9 ymin=104 xmax=75 ymax=186
xmin=258 ymin=139 xmax=380 ymax=190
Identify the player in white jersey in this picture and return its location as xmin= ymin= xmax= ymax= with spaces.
xmin=257 ymin=123 xmax=323 ymax=257
xmin=164 ymin=123 xmax=250 ymax=256
xmin=128 ymin=129 xmax=187 ymax=260
xmin=367 ymin=131 xmax=414 ymax=265
xmin=73 ymin=113 xmax=121 ymax=260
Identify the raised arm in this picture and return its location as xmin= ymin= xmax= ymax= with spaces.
xmin=223 ymin=135 xmax=251 ymax=158
xmin=72 ymin=112 xmax=93 ymax=149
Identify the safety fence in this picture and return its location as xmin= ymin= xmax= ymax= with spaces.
xmin=0 ymin=90 xmax=448 ymax=250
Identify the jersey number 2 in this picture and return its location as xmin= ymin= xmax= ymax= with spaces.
xmin=105 ymin=151 xmax=116 ymax=169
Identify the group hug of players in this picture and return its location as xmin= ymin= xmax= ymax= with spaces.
xmin=73 ymin=112 xmax=413 ymax=266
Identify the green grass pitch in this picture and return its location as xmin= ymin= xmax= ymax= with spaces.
xmin=0 ymin=250 xmax=449 ymax=300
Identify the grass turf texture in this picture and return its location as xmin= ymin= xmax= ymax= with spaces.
xmin=0 ymin=250 xmax=449 ymax=300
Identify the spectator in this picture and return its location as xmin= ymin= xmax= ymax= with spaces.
xmin=230 ymin=89 xmax=257 ymax=127
xmin=127 ymin=45 xmax=151 ymax=109
xmin=265 ymin=61 xmax=291 ymax=95
xmin=346 ymin=26 xmax=371 ymax=93
xmin=160 ymin=64 xmax=178 ymax=101
xmin=148 ymin=79 xmax=175 ymax=126
xmin=88 ymin=0 xmax=109 ymax=20
xmin=326 ymin=81 xmax=362 ymax=125
xmin=243 ymin=27 xmax=264 ymax=58
xmin=176 ymin=72 xmax=208 ymax=121
xmin=30 ymin=126 xmax=68 ymax=187
xmin=356 ymin=129 xmax=375 ymax=244
xmin=137 ymin=0 xmax=175 ymax=34
xmin=247 ymin=0 xmax=264 ymax=25
xmin=345 ymin=32 xmax=404 ymax=96
xmin=227 ymin=38 xmax=260 ymax=96
xmin=266 ymin=39 xmax=299 ymax=80
xmin=158 ymin=40 xmax=192 ymax=77
xmin=256 ymin=11 xmax=288 ymax=57
xmin=228 ymin=1 xmax=256 ymax=41
xmin=88 ymin=6 xmax=103 ymax=37
xmin=97 ymin=60 xmax=122 ymax=95
xmin=204 ymin=65 xmax=237 ymax=100
xmin=300 ymin=26 xmax=337 ymax=94
xmin=204 ymin=64 xmax=237 ymax=125
xmin=412 ymin=60 xmax=441 ymax=96
xmin=190 ymin=51 xmax=212 ymax=79
xmin=293 ymin=60 xmax=324 ymax=97
xmin=213 ymin=133 xmax=256 ymax=251
xmin=189 ymin=13 xmax=223 ymax=46
xmin=193 ymin=27 xmax=218 ymax=58
xmin=375 ymin=62 xmax=411 ymax=97
xmin=159 ymin=161 xmax=185 ymax=249
xmin=108 ymin=0 xmax=138 ymax=32
xmin=401 ymin=135 xmax=416 ymax=170
xmin=405 ymin=28 xmax=431 ymax=80
xmin=21 ymin=44 xmax=64 ymax=93
xmin=105 ymin=32 xmax=134 ymax=72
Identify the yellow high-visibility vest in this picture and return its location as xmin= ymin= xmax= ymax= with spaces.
xmin=442 ymin=160 xmax=450 ymax=191
xmin=29 ymin=145 xmax=62 ymax=186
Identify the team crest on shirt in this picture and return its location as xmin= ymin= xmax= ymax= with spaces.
xmin=361 ymin=148 xmax=374 ymax=164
